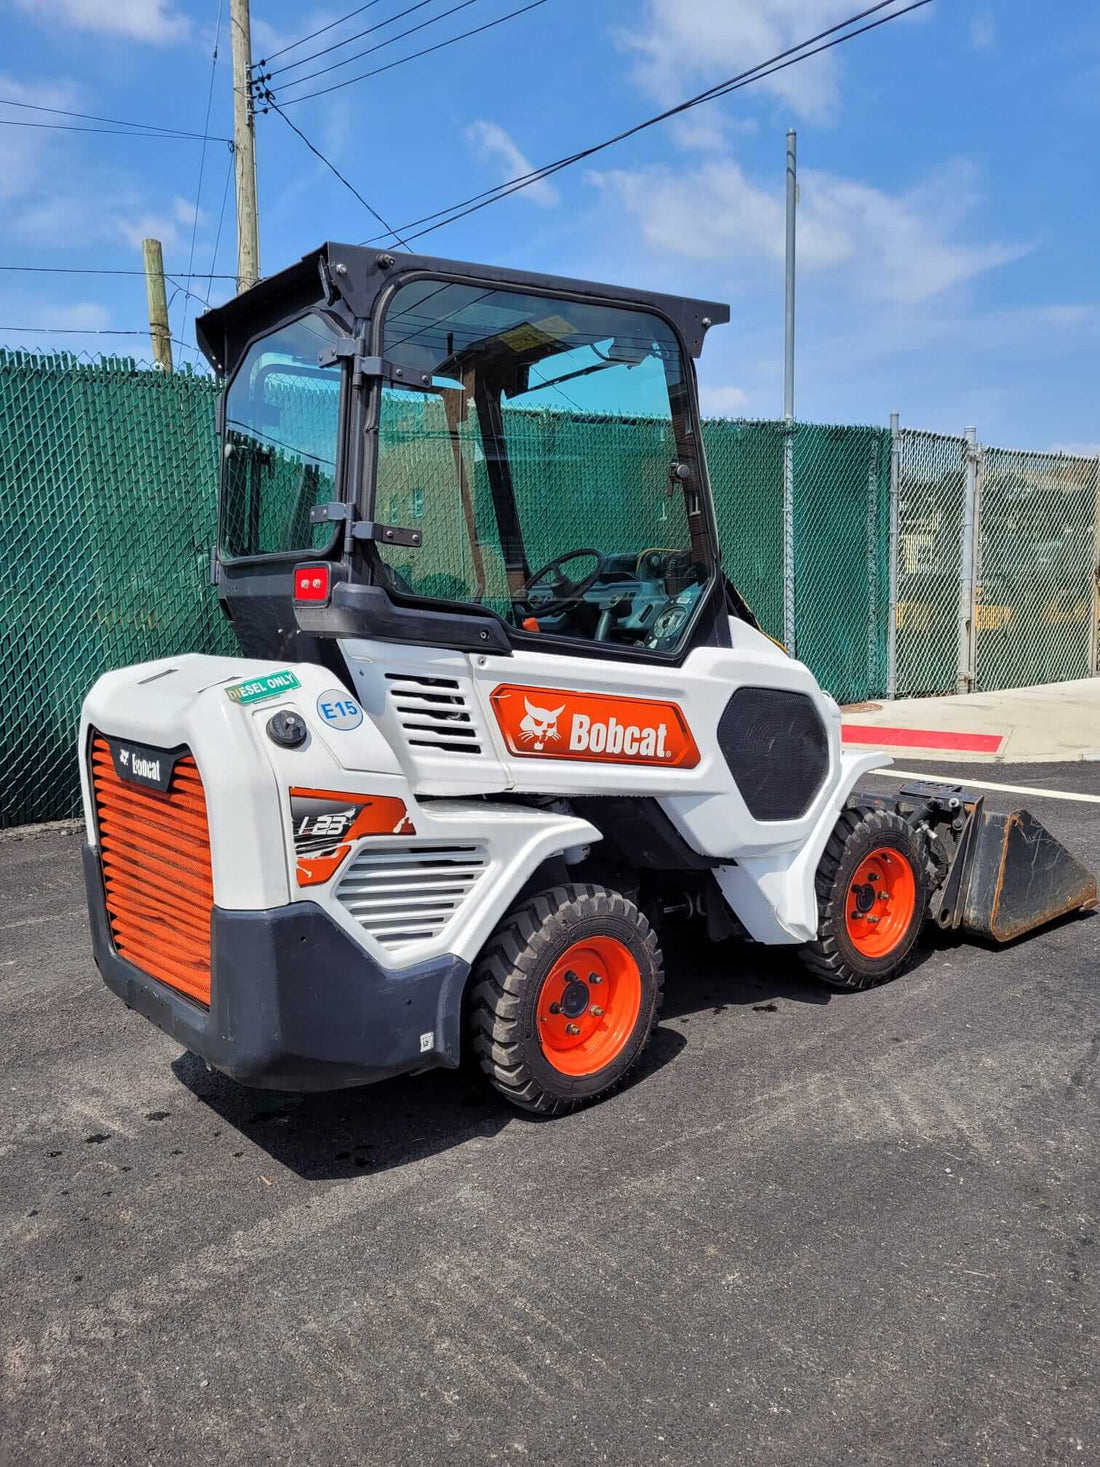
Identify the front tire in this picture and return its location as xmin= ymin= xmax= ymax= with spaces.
xmin=470 ymin=884 xmax=663 ymax=1115
xmin=801 ymin=807 xmax=929 ymax=992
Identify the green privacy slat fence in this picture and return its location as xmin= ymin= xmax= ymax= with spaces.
xmin=0 ymin=352 xmax=232 ymax=826
xmin=2 ymin=350 xmax=1097 ymax=827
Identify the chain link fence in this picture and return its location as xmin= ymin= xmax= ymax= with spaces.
xmin=1 ymin=349 xmax=1098 ymax=827
xmin=0 ymin=351 xmax=230 ymax=827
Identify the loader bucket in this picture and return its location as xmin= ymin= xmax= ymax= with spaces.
xmin=959 ymin=808 xmax=1097 ymax=944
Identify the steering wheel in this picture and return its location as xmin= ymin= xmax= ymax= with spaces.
xmin=520 ymin=548 xmax=607 ymax=618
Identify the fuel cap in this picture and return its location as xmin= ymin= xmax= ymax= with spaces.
xmin=266 ymin=710 xmax=307 ymax=749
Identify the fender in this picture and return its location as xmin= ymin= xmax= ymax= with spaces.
xmin=713 ymin=751 xmax=891 ymax=944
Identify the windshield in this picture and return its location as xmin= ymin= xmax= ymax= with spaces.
xmin=374 ymin=280 xmax=711 ymax=654
xmin=220 ymin=312 xmax=343 ymax=559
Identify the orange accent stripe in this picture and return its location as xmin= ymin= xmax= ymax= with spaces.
xmin=90 ymin=735 xmax=213 ymax=1007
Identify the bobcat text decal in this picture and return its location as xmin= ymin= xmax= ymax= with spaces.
xmin=289 ymin=788 xmax=415 ymax=887
xmin=489 ymin=685 xmax=700 ymax=768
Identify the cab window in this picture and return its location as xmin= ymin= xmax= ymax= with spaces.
xmin=220 ymin=312 xmax=342 ymax=559
xmin=374 ymin=281 xmax=711 ymax=654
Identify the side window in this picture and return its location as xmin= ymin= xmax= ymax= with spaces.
xmin=220 ymin=313 xmax=343 ymax=559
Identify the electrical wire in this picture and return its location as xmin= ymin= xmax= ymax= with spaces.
xmin=265 ymin=99 xmax=410 ymax=248
xmin=356 ymin=0 xmax=931 ymax=245
xmin=202 ymin=145 xmax=237 ymax=310
xmin=274 ymin=0 xmax=548 ymax=106
xmin=0 ymin=119 xmax=229 ymax=140
xmin=256 ymin=0 xmax=387 ymax=66
xmin=263 ymin=0 xmax=468 ymax=82
xmin=179 ymin=0 xmax=225 ymax=356
xmin=0 ymin=325 xmax=196 ymax=349
xmin=0 ymin=266 xmax=236 ymax=277
xmin=0 ymin=96 xmax=230 ymax=140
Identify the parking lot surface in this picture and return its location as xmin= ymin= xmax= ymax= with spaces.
xmin=2 ymin=763 xmax=1098 ymax=1465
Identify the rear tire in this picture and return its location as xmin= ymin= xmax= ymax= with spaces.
xmin=801 ymin=807 xmax=929 ymax=992
xmin=470 ymin=883 xmax=663 ymax=1115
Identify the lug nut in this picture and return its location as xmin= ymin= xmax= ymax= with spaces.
xmin=565 ymin=1022 xmax=581 ymax=1035
xmin=590 ymin=1005 xmax=604 ymax=1017
xmin=868 ymin=872 xmax=880 ymax=882
xmin=548 ymin=1002 xmax=562 ymax=1014
xmin=878 ymin=891 xmax=889 ymax=901
xmin=588 ymin=971 xmax=604 ymax=985
xmin=866 ymin=915 xmax=879 ymax=925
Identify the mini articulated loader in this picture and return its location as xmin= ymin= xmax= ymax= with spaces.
xmin=79 ymin=245 xmax=1097 ymax=1114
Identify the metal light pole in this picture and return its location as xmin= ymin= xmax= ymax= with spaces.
xmin=781 ymin=128 xmax=797 ymax=650
xmin=783 ymin=129 xmax=797 ymax=421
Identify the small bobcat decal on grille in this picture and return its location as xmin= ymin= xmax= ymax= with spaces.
xmin=518 ymin=698 xmax=565 ymax=751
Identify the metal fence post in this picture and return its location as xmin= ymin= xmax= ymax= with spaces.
xmin=956 ymin=426 xmax=981 ymax=693
xmin=886 ymin=411 xmax=900 ymax=699
xmin=782 ymin=424 xmax=796 ymax=654
xmin=1090 ymin=454 xmax=1100 ymax=678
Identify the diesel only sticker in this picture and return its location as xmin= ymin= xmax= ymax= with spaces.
xmin=225 ymin=670 xmax=301 ymax=706
xmin=290 ymin=787 xmax=416 ymax=887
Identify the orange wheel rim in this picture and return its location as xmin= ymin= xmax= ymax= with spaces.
xmin=844 ymin=846 xmax=917 ymax=958
xmin=536 ymin=936 xmax=642 ymax=1077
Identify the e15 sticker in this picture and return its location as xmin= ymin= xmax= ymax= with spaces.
xmin=316 ymin=689 xmax=363 ymax=731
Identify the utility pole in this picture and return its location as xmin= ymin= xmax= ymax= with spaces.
xmin=783 ymin=129 xmax=797 ymax=421
xmin=141 ymin=237 xmax=173 ymax=372
xmin=230 ymin=0 xmax=260 ymax=292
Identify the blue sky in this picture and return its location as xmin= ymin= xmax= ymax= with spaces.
xmin=2 ymin=0 xmax=1098 ymax=450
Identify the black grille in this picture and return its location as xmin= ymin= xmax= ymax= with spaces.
xmin=717 ymin=688 xmax=829 ymax=821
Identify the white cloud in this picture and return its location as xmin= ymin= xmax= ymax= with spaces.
xmin=700 ymin=384 xmax=749 ymax=415
xmin=172 ymin=196 xmax=208 ymax=228
xmin=589 ymin=157 xmax=1030 ymax=304
xmin=117 ymin=210 xmax=187 ymax=253
xmin=618 ymin=0 xmax=851 ymax=123
xmin=1050 ymin=442 xmax=1100 ymax=459
xmin=13 ymin=0 xmax=189 ymax=44
xmin=970 ymin=8 xmax=995 ymax=49
xmin=466 ymin=121 xmax=560 ymax=207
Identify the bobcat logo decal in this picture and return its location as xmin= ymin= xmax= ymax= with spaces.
xmin=518 ymin=697 xmax=565 ymax=751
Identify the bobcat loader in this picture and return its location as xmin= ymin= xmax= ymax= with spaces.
xmin=79 ymin=245 xmax=1097 ymax=1115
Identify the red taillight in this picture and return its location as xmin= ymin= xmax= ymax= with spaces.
xmin=294 ymin=563 xmax=331 ymax=604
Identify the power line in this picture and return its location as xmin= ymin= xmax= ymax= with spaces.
xmin=262 ymin=0 xmax=466 ymax=82
xmin=0 ymin=96 xmax=230 ymax=140
xmin=0 ymin=266 xmax=236 ymax=277
xmin=0 ymin=119 xmax=229 ymax=140
xmin=0 ymin=325 xmax=198 ymax=349
xmin=201 ymin=146 xmax=237 ymax=311
xmin=179 ymin=0 xmax=226 ymax=356
xmin=274 ymin=0 xmax=548 ymax=107
xmin=358 ymin=0 xmax=930 ymax=246
xmin=256 ymin=0 xmax=387 ymax=65
xmin=265 ymin=100 xmax=410 ymax=248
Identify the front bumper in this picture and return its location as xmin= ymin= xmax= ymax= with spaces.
xmin=83 ymin=843 xmax=470 ymax=1091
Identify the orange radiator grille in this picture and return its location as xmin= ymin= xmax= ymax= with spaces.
xmin=89 ymin=735 xmax=213 ymax=1007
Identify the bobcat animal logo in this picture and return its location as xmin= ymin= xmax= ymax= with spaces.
xmin=519 ymin=697 xmax=564 ymax=751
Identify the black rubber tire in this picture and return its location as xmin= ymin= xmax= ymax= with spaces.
xmin=801 ymin=807 xmax=930 ymax=992
xmin=469 ymin=883 xmax=663 ymax=1116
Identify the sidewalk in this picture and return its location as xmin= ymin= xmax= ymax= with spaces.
xmin=840 ymin=678 xmax=1100 ymax=763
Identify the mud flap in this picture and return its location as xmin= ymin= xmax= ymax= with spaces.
xmin=956 ymin=808 xmax=1098 ymax=943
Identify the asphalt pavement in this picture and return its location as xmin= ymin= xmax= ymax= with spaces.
xmin=2 ymin=763 xmax=1098 ymax=1466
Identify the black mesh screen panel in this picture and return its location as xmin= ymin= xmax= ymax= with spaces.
xmin=717 ymin=687 xmax=829 ymax=821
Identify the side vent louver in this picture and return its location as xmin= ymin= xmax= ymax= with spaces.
xmin=386 ymin=673 xmax=483 ymax=756
xmin=335 ymin=843 xmax=488 ymax=950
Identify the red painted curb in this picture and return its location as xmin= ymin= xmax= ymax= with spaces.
xmin=841 ymin=724 xmax=1004 ymax=754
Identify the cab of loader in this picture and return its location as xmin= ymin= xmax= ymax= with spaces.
xmin=196 ymin=243 xmax=755 ymax=668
